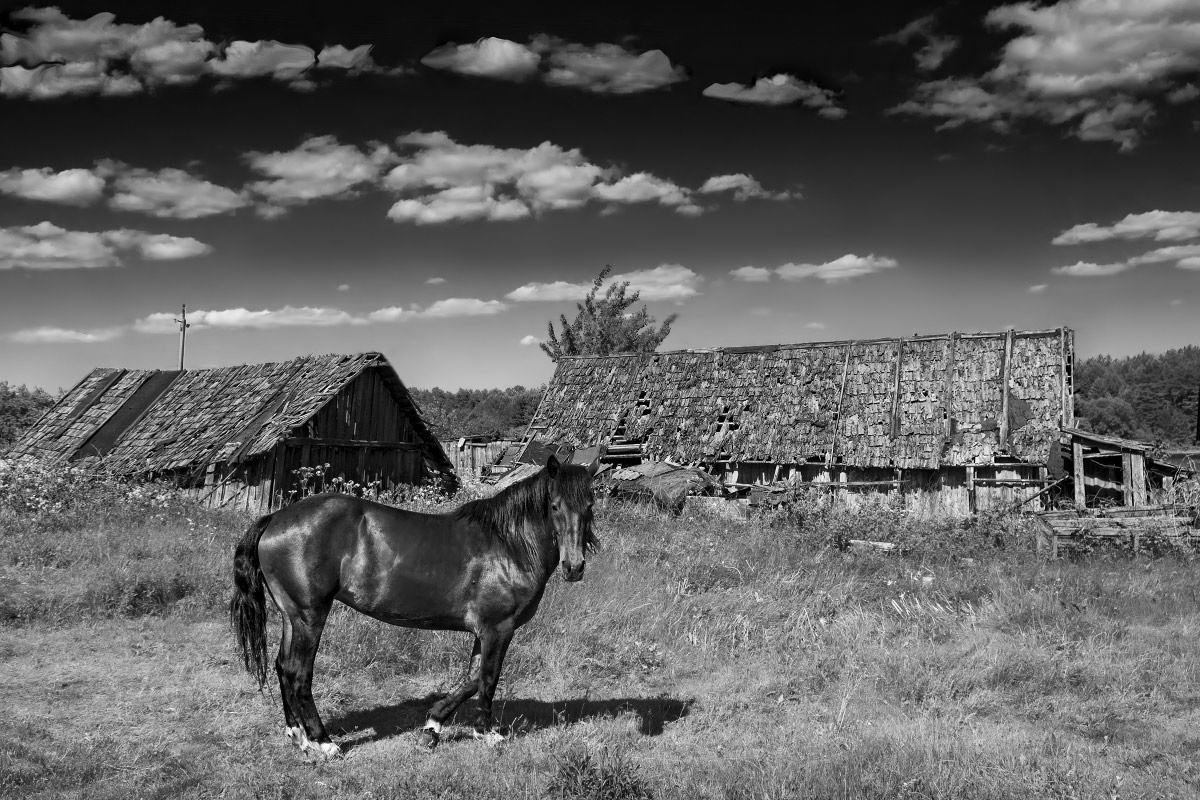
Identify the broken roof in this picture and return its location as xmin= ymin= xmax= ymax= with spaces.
xmin=531 ymin=328 xmax=1074 ymax=470
xmin=4 ymin=352 xmax=453 ymax=477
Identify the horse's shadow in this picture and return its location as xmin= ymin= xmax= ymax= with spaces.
xmin=328 ymin=693 xmax=694 ymax=749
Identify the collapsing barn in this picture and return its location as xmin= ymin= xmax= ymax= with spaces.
xmin=3 ymin=352 xmax=456 ymax=510
xmin=525 ymin=328 xmax=1075 ymax=515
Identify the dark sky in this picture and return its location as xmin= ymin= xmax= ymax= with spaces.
xmin=2 ymin=0 xmax=1197 ymax=391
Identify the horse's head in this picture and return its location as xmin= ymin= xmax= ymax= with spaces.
xmin=545 ymin=454 xmax=597 ymax=582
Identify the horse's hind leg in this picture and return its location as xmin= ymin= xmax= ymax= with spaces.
xmin=273 ymin=609 xmax=303 ymax=746
xmin=276 ymin=600 xmax=341 ymax=759
xmin=417 ymin=637 xmax=482 ymax=751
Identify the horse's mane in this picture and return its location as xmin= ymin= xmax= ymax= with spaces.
xmin=453 ymin=464 xmax=598 ymax=554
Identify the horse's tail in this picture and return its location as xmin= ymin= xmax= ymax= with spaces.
xmin=230 ymin=513 xmax=274 ymax=690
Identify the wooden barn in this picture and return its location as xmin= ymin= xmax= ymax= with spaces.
xmin=525 ymin=328 xmax=1076 ymax=514
xmin=3 ymin=352 xmax=456 ymax=510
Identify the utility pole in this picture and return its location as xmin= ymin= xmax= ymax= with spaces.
xmin=174 ymin=304 xmax=190 ymax=370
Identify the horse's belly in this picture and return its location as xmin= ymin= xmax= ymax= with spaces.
xmin=335 ymin=574 xmax=472 ymax=631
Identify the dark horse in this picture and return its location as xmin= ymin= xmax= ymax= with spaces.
xmin=230 ymin=455 xmax=597 ymax=758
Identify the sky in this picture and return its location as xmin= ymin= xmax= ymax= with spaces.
xmin=1 ymin=0 xmax=1198 ymax=393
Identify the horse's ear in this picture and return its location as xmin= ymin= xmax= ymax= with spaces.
xmin=545 ymin=454 xmax=559 ymax=476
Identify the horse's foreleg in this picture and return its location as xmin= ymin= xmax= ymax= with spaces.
xmin=471 ymin=622 xmax=515 ymax=745
xmin=417 ymin=637 xmax=482 ymax=751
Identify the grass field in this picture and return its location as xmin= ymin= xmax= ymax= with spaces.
xmin=2 ymin=468 xmax=1200 ymax=799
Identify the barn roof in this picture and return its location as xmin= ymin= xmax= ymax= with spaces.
xmin=531 ymin=328 xmax=1074 ymax=470
xmin=4 ymin=352 xmax=454 ymax=477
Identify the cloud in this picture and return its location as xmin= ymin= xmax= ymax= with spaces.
xmin=877 ymin=14 xmax=959 ymax=72
xmin=246 ymin=136 xmax=390 ymax=210
xmin=420 ymin=34 xmax=685 ymax=93
xmin=700 ymin=174 xmax=797 ymax=201
xmin=382 ymin=131 xmax=755 ymax=223
xmin=386 ymin=186 xmax=531 ymax=224
xmin=0 ymin=7 xmax=399 ymax=98
xmin=1052 ymin=210 xmax=1200 ymax=244
xmin=1127 ymin=243 xmax=1200 ymax=268
xmin=0 ymin=221 xmax=210 ymax=269
xmin=519 ymin=334 xmax=542 ymax=346
xmin=337 ymin=283 xmax=350 ymax=292
xmin=805 ymin=321 xmax=827 ymax=329
xmin=536 ymin=35 xmax=686 ymax=94
xmin=889 ymin=1 xmax=1200 ymax=150
xmin=775 ymin=254 xmax=899 ymax=282
xmin=1028 ymin=283 xmax=1048 ymax=292
xmin=425 ymin=276 xmax=446 ymax=284
xmin=420 ymin=37 xmax=540 ymax=80
xmin=729 ymin=266 xmax=772 ymax=282
xmin=703 ymin=73 xmax=846 ymax=117
xmin=506 ymin=264 xmax=702 ymax=302
xmin=0 ymin=166 xmax=106 ymax=205
xmin=1050 ymin=261 xmax=1134 ymax=276
xmin=7 ymin=325 xmax=124 ymax=343
xmin=107 ymin=164 xmax=247 ymax=218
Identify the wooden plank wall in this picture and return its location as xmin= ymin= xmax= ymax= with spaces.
xmin=438 ymin=440 xmax=514 ymax=478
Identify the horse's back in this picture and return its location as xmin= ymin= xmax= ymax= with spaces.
xmin=258 ymin=493 xmax=486 ymax=628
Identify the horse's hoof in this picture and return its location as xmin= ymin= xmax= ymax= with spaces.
xmin=317 ymin=741 xmax=344 ymax=760
xmin=284 ymin=726 xmax=303 ymax=747
xmin=471 ymin=727 xmax=505 ymax=747
xmin=416 ymin=727 xmax=440 ymax=752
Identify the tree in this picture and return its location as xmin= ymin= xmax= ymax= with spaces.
xmin=0 ymin=382 xmax=57 ymax=448
xmin=540 ymin=265 xmax=677 ymax=362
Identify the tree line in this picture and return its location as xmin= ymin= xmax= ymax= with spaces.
xmin=1 ymin=268 xmax=1195 ymax=447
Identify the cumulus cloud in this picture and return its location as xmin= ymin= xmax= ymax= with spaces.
xmin=775 ymin=254 xmax=899 ymax=282
xmin=0 ymin=166 xmax=105 ymax=205
xmin=703 ymin=73 xmax=846 ymax=118
xmin=0 ymin=7 xmax=399 ymax=98
xmin=107 ymin=164 xmax=247 ymax=218
xmin=7 ymin=325 xmax=124 ymax=343
xmin=506 ymin=264 xmax=702 ymax=302
xmin=1029 ymin=283 xmax=1048 ymax=292
xmin=877 ymin=14 xmax=959 ymax=72
xmin=700 ymin=174 xmax=797 ymax=201
xmin=535 ymin=35 xmax=686 ymax=93
xmin=0 ymin=221 xmax=211 ymax=270
xmin=1050 ymin=261 xmax=1134 ymax=276
xmin=420 ymin=37 xmax=541 ymax=80
xmin=1127 ymin=243 xmax=1200 ymax=267
xmin=425 ymin=276 xmax=446 ymax=284
xmin=420 ymin=34 xmax=685 ymax=93
xmin=382 ymin=131 xmax=757 ymax=223
xmin=245 ymin=135 xmax=390 ymax=210
xmin=729 ymin=266 xmax=772 ymax=282
xmin=519 ymin=334 xmax=541 ymax=346
xmin=890 ymin=1 xmax=1200 ymax=149
xmin=1053 ymin=210 xmax=1200 ymax=244
xmin=135 ymin=296 xmax=508 ymax=334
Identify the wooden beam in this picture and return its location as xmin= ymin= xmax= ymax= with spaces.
xmin=1130 ymin=453 xmax=1148 ymax=505
xmin=283 ymin=436 xmax=424 ymax=450
xmin=967 ymin=465 xmax=976 ymax=513
xmin=1073 ymin=439 xmax=1086 ymax=508
xmin=826 ymin=343 xmax=852 ymax=468
xmin=943 ymin=332 xmax=958 ymax=440
xmin=998 ymin=327 xmax=1014 ymax=449
xmin=889 ymin=339 xmax=905 ymax=440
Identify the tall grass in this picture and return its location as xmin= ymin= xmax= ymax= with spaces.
xmin=3 ymin=462 xmax=1200 ymax=798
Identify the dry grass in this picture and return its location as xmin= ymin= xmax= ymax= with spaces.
xmin=3 ymin=482 xmax=1200 ymax=799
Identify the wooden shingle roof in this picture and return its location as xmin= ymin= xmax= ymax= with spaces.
xmin=531 ymin=328 xmax=1074 ymax=470
xmin=5 ymin=352 xmax=453 ymax=476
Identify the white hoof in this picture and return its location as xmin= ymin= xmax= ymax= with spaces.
xmin=472 ymin=728 xmax=505 ymax=747
xmin=318 ymin=741 xmax=344 ymax=759
xmin=285 ymin=726 xmax=304 ymax=746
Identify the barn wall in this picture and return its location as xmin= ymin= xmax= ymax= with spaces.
xmin=187 ymin=370 xmax=433 ymax=510
xmin=709 ymin=460 xmax=1049 ymax=517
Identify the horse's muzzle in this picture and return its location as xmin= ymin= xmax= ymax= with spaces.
xmin=562 ymin=562 xmax=585 ymax=582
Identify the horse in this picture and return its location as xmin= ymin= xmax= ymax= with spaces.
xmin=229 ymin=454 xmax=597 ymax=758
